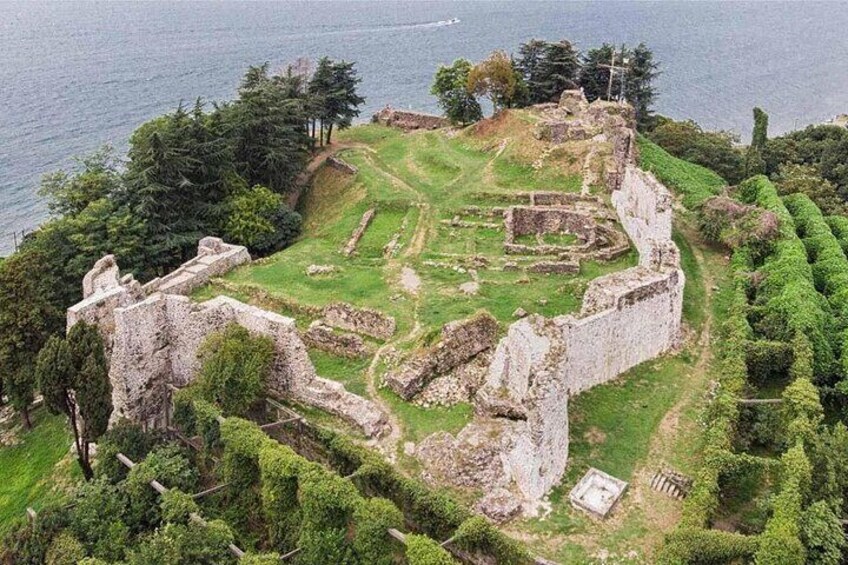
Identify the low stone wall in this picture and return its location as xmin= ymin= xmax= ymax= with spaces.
xmin=322 ymin=301 xmax=396 ymax=340
xmin=326 ymin=155 xmax=358 ymax=175
xmin=385 ymin=312 xmax=498 ymax=400
xmin=341 ymin=208 xmax=375 ymax=256
xmin=372 ymin=106 xmax=449 ymax=131
xmin=303 ymin=321 xmax=370 ymax=359
xmin=141 ymin=237 xmax=251 ymax=296
xmin=505 ymin=206 xmax=595 ymax=242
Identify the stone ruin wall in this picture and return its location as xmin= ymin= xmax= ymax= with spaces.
xmin=419 ymin=98 xmax=685 ymax=519
xmin=371 ymin=106 xmax=450 ymax=131
xmin=67 ymin=237 xmax=388 ymax=438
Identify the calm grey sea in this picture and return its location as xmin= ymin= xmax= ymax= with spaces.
xmin=2 ymin=1 xmax=847 ymax=254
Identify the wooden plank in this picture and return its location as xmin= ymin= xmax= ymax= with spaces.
xmin=737 ymin=398 xmax=783 ymax=405
xmin=192 ymin=483 xmax=230 ymax=499
xmin=280 ymin=547 xmax=303 ymax=561
xmin=388 ymin=528 xmax=407 ymax=544
xmin=260 ymin=417 xmax=301 ymax=430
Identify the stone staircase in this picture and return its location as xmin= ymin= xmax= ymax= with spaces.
xmin=649 ymin=468 xmax=693 ymax=500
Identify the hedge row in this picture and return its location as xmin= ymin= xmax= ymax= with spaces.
xmin=740 ymin=176 xmax=835 ymax=381
xmin=826 ymin=215 xmax=848 ymax=255
xmin=219 ymin=417 xmax=418 ymax=564
xmin=676 ymin=250 xmax=752 ymax=533
xmin=786 ymin=194 xmax=848 ymax=381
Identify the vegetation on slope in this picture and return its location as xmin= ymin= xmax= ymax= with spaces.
xmin=637 ymin=135 xmax=726 ymax=208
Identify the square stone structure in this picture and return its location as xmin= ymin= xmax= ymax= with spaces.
xmin=569 ymin=467 xmax=628 ymax=518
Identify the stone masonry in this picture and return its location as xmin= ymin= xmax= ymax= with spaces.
xmin=67 ymin=238 xmax=388 ymax=437
xmin=372 ymin=106 xmax=450 ymax=131
xmin=418 ymin=99 xmax=685 ymax=519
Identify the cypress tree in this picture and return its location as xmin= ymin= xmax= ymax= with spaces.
xmin=536 ymin=40 xmax=580 ymax=103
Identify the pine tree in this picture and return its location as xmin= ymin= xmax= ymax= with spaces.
xmin=579 ymin=44 xmax=618 ymax=102
xmin=746 ymin=107 xmax=769 ymax=176
xmin=326 ymin=60 xmax=366 ymax=144
xmin=625 ymin=43 xmax=660 ymax=130
xmin=536 ymin=40 xmax=580 ymax=103
xmin=515 ymin=39 xmax=549 ymax=104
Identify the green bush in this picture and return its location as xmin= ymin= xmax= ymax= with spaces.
xmin=45 ymin=531 xmax=86 ymax=565
xmin=0 ymin=504 xmax=69 ymax=565
xmin=127 ymin=518 xmax=237 ymax=565
xmin=195 ymin=323 xmax=274 ymax=417
xmin=352 ymin=497 xmax=405 ymax=565
xmin=124 ymin=444 xmax=198 ymax=533
xmin=95 ymin=419 xmax=163 ymax=482
xmin=453 ymin=516 xmax=530 ymax=565
xmin=800 ymin=500 xmax=845 ymax=565
xmin=658 ymin=528 xmax=760 ymax=564
xmin=258 ymin=441 xmax=312 ymax=552
xmin=219 ymin=417 xmax=270 ymax=534
xmin=405 ymin=533 xmax=459 ymax=565
xmin=160 ymin=490 xmax=199 ymax=524
xmin=69 ymin=478 xmax=129 ymax=561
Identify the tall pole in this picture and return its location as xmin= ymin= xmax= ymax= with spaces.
xmin=606 ymin=49 xmax=616 ymax=102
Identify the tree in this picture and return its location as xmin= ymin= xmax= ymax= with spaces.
xmin=224 ymin=184 xmax=302 ymax=255
xmin=800 ymin=500 xmax=845 ymax=565
xmin=0 ymin=248 xmax=65 ymax=428
xmin=36 ymin=323 xmax=111 ymax=479
xmin=625 ymin=43 xmax=660 ymax=130
xmin=648 ymin=117 xmax=745 ymax=183
xmin=38 ymin=147 xmax=122 ymax=218
xmin=431 ymin=59 xmax=482 ymax=125
xmin=515 ymin=39 xmax=549 ymax=104
xmin=308 ymin=58 xmax=365 ymax=145
xmin=468 ymin=50 xmax=522 ymax=113
xmin=536 ymin=40 xmax=580 ymax=103
xmin=579 ymin=43 xmax=619 ymax=102
xmin=746 ymin=107 xmax=769 ymax=176
xmin=775 ymin=164 xmax=846 ymax=215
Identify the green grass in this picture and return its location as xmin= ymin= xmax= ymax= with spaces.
xmin=638 ymin=135 xmax=726 ymax=208
xmin=0 ymin=410 xmax=76 ymax=534
xmin=378 ymin=388 xmax=473 ymax=444
xmin=309 ymin=349 xmax=370 ymax=397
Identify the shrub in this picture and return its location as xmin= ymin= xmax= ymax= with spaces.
xmin=658 ymin=528 xmax=760 ymax=564
xmin=800 ymin=500 xmax=845 ymax=565
xmin=259 ymin=441 xmax=312 ymax=552
xmin=219 ymin=417 xmax=270 ymax=533
xmin=453 ymin=516 xmax=531 ymax=565
xmin=69 ymin=477 xmax=129 ymax=560
xmin=127 ymin=519 xmax=236 ymax=565
xmin=352 ymin=497 xmax=405 ymax=565
xmin=405 ymin=534 xmax=459 ymax=565
xmin=45 ymin=531 xmax=86 ymax=565
xmin=124 ymin=444 xmax=198 ymax=533
xmin=95 ymin=420 xmax=163 ymax=482
xmin=224 ymin=184 xmax=302 ymax=255
xmin=0 ymin=504 xmax=69 ymax=565
xmin=196 ymin=323 xmax=274 ymax=416
xmin=241 ymin=553 xmax=282 ymax=565
xmin=160 ymin=490 xmax=199 ymax=524
xmin=647 ymin=117 xmax=745 ymax=184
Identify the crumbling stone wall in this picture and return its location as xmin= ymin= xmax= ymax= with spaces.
xmin=322 ymin=301 xmax=395 ymax=340
xmin=372 ymin=106 xmax=449 ymax=131
xmin=385 ymin=312 xmax=498 ymax=399
xmin=142 ymin=237 xmax=251 ymax=296
xmin=341 ymin=209 xmax=375 ymax=256
xmin=326 ymin=155 xmax=358 ymax=175
xmin=303 ymin=321 xmax=370 ymax=359
xmin=418 ymin=105 xmax=685 ymax=519
xmin=67 ymin=239 xmax=388 ymax=437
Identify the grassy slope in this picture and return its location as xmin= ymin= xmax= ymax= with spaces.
xmin=637 ymin=136 xmax=726 ymax=208
xmin=0 ymin=410 xmax=77 ymax=534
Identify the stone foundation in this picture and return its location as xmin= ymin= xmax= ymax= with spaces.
xmin=303 ymin=321 xmax=371 ymax=359
xmin=322 ymin=302 xmax=396 ymax=340
xmin=342 ymin=209 xmax=375 ymax=256
xmin=326 ymin=155 xmax=358 ymax=175
xmin=372 ymin=106 xmax=449 ymax=131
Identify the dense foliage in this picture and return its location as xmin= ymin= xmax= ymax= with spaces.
xmin=431 ymin=59 xmax=483 ymax=125
xmin=646 ymin=117 xmax=744 ymax=184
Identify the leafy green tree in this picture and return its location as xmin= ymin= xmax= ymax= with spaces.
xmin=224 ymin=184 xmax=301 ymax=255
xmin=468 ymin=50 xmax=523 ymax=112
xmin=648 ymin=117 xmax=744 ymax=183
xmin=0 ymin=248 xmax=65 ymax=428
xmin=431 ymin=59 xmax=482 ymax=125
xmin=775 ymin=164 xmax=845 ymax=215
xmin=36 ymin=323 xmax=111 ymax=479
xmin=195 ymin=323 xmax=274 ymax=416
xmin=38 ymin=147 xmax=122 ymax=217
